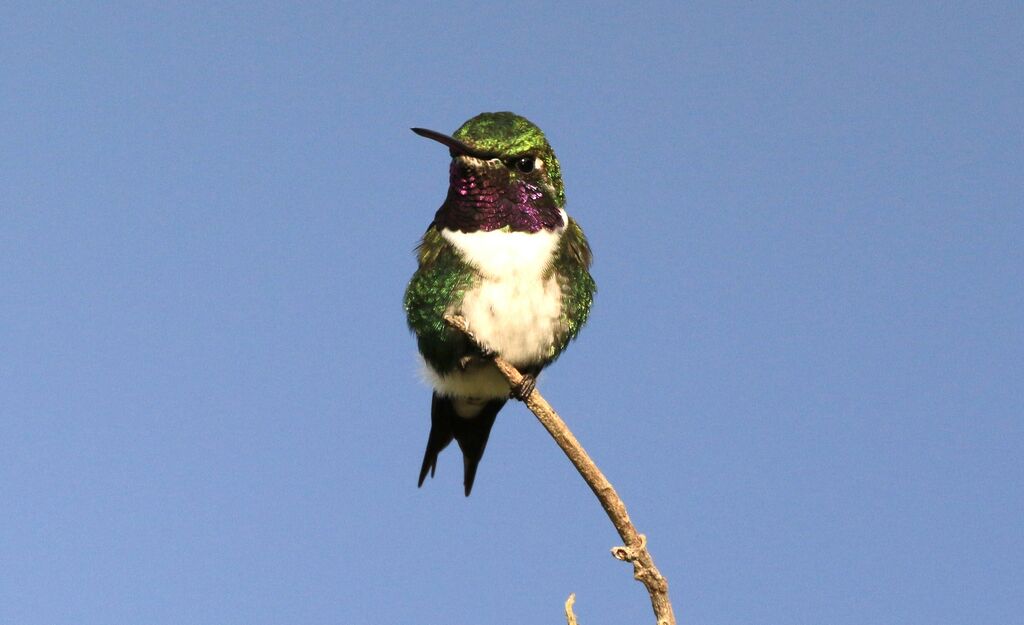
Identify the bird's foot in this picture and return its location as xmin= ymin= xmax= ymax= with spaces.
xmin=477 ymin=345 xmax=497 ymax=360
xmin=510 ymin=374 xmax=537 ymax=401
xmin=458 ymin=347 xmax=498 ymax=371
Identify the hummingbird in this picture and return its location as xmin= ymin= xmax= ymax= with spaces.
xmin=404 ymin=112 xmax=596 ymax=496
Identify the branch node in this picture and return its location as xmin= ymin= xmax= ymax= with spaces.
xmin=611 ymin=533 xmax=648 ymax=561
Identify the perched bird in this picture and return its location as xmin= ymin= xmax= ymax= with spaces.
xmin=404 ymin=112 xmax=596 ymax=496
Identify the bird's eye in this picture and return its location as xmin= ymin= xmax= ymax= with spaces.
xmin=508 ymin=155 xmax=537 ymax=173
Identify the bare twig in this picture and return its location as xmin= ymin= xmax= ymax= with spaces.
xmin=565 ymin=593 xmax=579 ymax=625
xmin=444 ymin=314 xmax=677 ymax=625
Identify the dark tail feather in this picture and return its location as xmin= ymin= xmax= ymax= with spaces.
xmin=418 ymin=392 xmax=506 ymax=496
xmin=418 ymin=393 xmax=455 ymax=488
xmin=452 ymin=398 xmax=505 ymax=496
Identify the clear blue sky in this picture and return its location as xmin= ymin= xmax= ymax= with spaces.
xmin=2 ymin=2 xmax=1021 ymax=624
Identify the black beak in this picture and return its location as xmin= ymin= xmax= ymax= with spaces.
xmin=411 ymin=127 xmax=498 ymax=160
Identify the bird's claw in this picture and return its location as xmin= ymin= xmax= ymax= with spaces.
xmin=510 ymin=374 xmax=537 ymax=400
xmin=479 ymin=347 xmax=497 ymax=360
xmin=458 ymin=347 xmax=498 ymax=371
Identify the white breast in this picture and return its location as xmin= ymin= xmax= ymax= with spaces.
xmin=426 ymin=213 xmax=567 ymax=400
xmin=441 ymin=212 xmax=566 ymax=281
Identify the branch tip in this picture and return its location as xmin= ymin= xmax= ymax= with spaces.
xmin=565 ymin=593 xmax=578 ymax=625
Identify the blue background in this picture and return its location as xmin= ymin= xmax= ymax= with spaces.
xmin=2 ymin=2 xmax=1021 ymax=624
